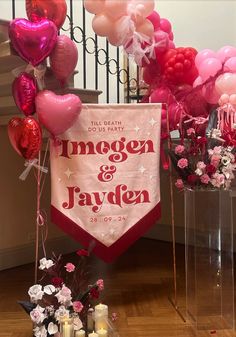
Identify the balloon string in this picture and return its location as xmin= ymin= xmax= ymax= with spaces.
xmin=34 ymin=150 xmax=41 ymax=284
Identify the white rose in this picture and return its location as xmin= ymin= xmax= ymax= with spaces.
xmin=55 ymin=285 xmax=72 ymax=306
xmin=33 ymin=325 xmax=47 ymax=337
xmin=195 ymin=168 xmax=202 ymax=176
xmin=73 ymin=316 xmax=83 ymax=331
xmin=39 ymin=258 xmax=54 ymax=270
xmin=48 ymin=322 xmax=58 ymax=335
xmin=30 ymin=305 xmax=46 ymax=324
xmin=54 ymin=306 xmax=70 ymax=323
xmin=44 ymin=285 xmax=56 ymax=295
xmin=28 ymin=285 xmax=44 ymax=303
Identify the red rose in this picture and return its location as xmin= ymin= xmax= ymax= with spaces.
xmin=90 ymin=287 xmax=99 ymax=299
xmin=206 ymin=164 xmax=216 ymax=175
xmin=51 ymin=277 xmax=64 ymax=287
xmin=187 ymin=174 xmax=198 ymax=185
xmin=76 ymin=249 xmax=89 ymax=257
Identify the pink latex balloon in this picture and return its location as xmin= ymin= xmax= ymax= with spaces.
xmin=36 ymin=90 xmax=82 ymax=136
xmin=193 ymin=76 xmax=203 ymax=88
xmin=230 ymin=94 xmax=236 ymax=105
xmin=135 ymin=0 xmax=155 ymax=17
xmin=147 ymin=11 xmax=160 ymax=31
xmin=195 ymin=49 xmax=217 ymax=68
xmin=83 ymin=0 xmax=105 ymax=14
xmin=92 ymin=14 xmax=112 ymax=37
xmin=215 ymin=73 xmax=236 ymax=95
xmin=160 ymin=18 xmax=172 ymax=34
xmin=224 ymin=57 xmax=236 ymax=73
xmin=217 ymin=46 xmax=236 ymax=64
xmin=12 ymin=72 xmax=38 ymax=116
xmin=154 ymin=30 xmax=170 ymax=55
xmin=169 ymin=31 xmax=174 ymax=41
xmin=168 ymin=41 xmax=175 ymax=49
xmin=202 ymin=82 xmax=221 ymax=105
xmin=150 ymin=87 xmax=173 ymax=104
xmin=49 ymin=35 xmax=78 ymax=86
xmin=136 ymin=19 xmax=154 ymax=38
xmin=9 ymin=18 xmax=57 ymax=66
xmin=105 ymin=0 xmax=127 ymax=19
xmin=219 ymin=94 xmax=230 ymax=105
xmin=198 ymin=58 xmax=222 ymax=81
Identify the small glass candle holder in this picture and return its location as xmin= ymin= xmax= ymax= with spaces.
xmin=60 ymin=317 xmax=74 ymax=337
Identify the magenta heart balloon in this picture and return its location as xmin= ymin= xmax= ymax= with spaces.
xmin=12 ymin=72 xmax=38 ymax=116
xmin=36 ymin=90 xmax=82 ymax=136
xmin=9 ymin=18 xmax=58 ymax=66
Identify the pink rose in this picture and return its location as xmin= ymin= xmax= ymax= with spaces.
xmin=200 ymin=174 xmax=210 ymax=185
xmin=174 ymin=145 xmax=185 ymax=155
xmin=55 ymin=285 xmax=72 ymax=305
xmin=187 ymin=128 xmax=195 ymax=136
xmin=177 ymin=158 xmax=188 ymax=169
xmin=96 ymin=279 xmax=104 ymax=291
xmin=197 ymin=161 xmax=206 ymax=170
xmin=211 ymin=154 xmax=221 ymax=167
xmin=175 ymin=179 xmax=184 ymax=189
xmin=73 ymin=301 xmax=84 ymax=313
xmin=65 ymin=263 xmax=75 ymax=273
xmin=211 ymin=173 xmax=225 ymax=188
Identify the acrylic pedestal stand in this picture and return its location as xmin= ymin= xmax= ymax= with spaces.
xmin=185 ymin=189 xmax=234 ymax=336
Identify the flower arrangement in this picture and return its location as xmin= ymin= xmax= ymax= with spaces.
xmin=19 ymin=249 xmax=106 ymax=337
xmin=169 ymin=128 xmax=236 ymax=190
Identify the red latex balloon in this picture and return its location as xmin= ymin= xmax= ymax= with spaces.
xmin=8 ymin=117 xmax=42 ymax=160
xmin=161 ymin=47 xmax=198 ymax=85
xmin=12 ymin=72 xmax=38 ymax=116
xmin=9 ymin=18 xmax=58 ymax=67
xmin=26 ymin=0 xmax=67 ymax=29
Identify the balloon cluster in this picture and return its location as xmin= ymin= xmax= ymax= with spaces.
xmin=84 ymin=0 xmax=162 ymax=65
xmin=8 ymin=0 xmax=82 ymax=160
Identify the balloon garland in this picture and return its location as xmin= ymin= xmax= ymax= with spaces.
xmin=84 ymin=0 xmax=236 ymax=144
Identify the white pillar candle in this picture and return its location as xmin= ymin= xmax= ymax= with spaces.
xmin=75 ymin=329 xmax=86 ymax=337
xmin=97 ymin=328 xmax=108 ymax=337
xmin=88 ymin=332 xmax=98 ymax=337
xmin=94 ymin=304 xmax=108 ymax=331
xmin=63 ymin=321 xmax=73 ymax=337
xmin=87 ymin=308 xmax=94 ymax=332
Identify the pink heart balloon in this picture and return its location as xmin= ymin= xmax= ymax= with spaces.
xmin=36 ymin=90 xmax=82 ymax=136
xmin=9 ymin=18 xmax=58 ymax=66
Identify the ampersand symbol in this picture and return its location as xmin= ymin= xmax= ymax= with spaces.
xmin=98 ymin=165 xmax=117 ymax=182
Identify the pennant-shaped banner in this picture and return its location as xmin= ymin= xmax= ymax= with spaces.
xmin=51 ymin=104 xmax=162 ymax=262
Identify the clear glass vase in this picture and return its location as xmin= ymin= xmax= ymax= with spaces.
xmin=185 ymin=189 xmax=234 ymax=332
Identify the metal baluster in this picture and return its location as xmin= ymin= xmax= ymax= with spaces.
xmin=12 ymin=0 xmax=15 ymax=19
xmin=116 ymin=47 xmax=120 ymax=104
xmin=126 ymin=57 xmax=130 ymax=103
xmin=95 ymin=35 xmax=98 ymax=90
xmin=82 ymin=5 xmax=87 ymax=89
xmin=136 ymin=65 xmax=140 ymax=103
xmin=106 ymin=40 xmax=109 ymax=103
xmin=69 ymin=0 xmax=74 ymax=40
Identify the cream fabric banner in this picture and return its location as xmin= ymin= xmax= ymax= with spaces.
xmin=51 ymin=104 xmax=162 ymax=262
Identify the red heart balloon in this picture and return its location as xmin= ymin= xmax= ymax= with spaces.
xmin=26 ymin=0 xmax=67 ymax=30
xmin=8 ymin=117 xmax=42 ymax=160
xmin=9 ymin=18 xmax=58 ymax=67
xmin=12 ymin=72 xmax=38 ymax=116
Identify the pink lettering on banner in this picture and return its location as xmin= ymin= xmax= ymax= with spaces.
xmin=50 ymin=104 xmax=162 ymax=262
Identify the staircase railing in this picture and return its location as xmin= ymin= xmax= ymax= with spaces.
xmin=10 ymin=0 xmax=143 ymax=104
